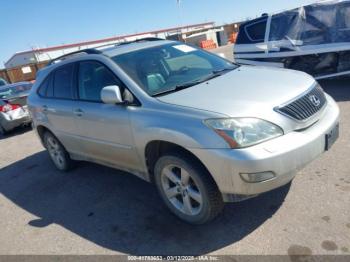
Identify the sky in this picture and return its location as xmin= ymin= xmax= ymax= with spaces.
xmin=0 ymin=0 xmax=316 ymax=67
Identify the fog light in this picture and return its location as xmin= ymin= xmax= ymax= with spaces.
xmin=240 ymin=171 xmax=275 ymax=183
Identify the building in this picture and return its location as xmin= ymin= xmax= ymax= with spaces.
xmin=184 ymin=22 xmax=241 ymax=47
xmin=4 ymin=22 xmax=215 ymax=69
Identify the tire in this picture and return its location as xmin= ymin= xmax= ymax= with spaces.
xmin=43 ymin=132 xmax=74 ymax=172
xmin=0 ymin=125 xmax=7 ymax=137
xmin=154 ymin=154 xmax=224 ymax=224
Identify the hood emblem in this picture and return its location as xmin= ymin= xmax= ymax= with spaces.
xmin=309 ymin=95 xmax=321 ymax=107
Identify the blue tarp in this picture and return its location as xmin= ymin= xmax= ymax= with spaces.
xmin=269 ymin=0 xmax=350 ymax=45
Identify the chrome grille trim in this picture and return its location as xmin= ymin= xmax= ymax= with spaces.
xmin=275 ymin=84 xmax=327 ymax=122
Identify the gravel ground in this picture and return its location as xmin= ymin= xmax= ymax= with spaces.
xmin=0 ymin=46 xmax=349 ymax=256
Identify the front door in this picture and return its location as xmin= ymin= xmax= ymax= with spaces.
xmin=73 ymin=60 xmax=140 ymax=170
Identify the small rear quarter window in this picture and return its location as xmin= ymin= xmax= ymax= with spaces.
xmin=237 ymin=17 xmax=268 ymax=44
xmin=38 ymin=75 xmax=52 ymax=97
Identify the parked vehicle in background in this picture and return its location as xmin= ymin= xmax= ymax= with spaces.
xmin=0 ymin=78 xmax=8 ymax=86
xmin=29 ymin=39 xmax=339 ymax=224
xmin=0 ymin=82 xmax=33 ymax=135
xmin=234 ymin=0 xmax=350 ymax=80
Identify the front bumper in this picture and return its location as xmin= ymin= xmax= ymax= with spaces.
xmin=0 ymin=107 xmax=31 ymax=132
xmin=190 ymin=95 xmax=340 ymax=199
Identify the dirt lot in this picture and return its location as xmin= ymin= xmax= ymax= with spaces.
xmin=0 ymin=46 xmax=349 ymax=256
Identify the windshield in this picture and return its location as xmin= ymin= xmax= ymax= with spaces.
xmin=112 ymin=43 xmax=237 ymax=96
xmin=0 ymin=83 xmax=32 ymax=99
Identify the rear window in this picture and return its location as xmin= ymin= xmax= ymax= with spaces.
xmin=11 ymin=83 xmax=32 ymax=93
xmin=0 ymin=83 xmax=31 ymax=99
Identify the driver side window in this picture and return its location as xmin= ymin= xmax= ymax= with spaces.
xmin=78 ymin=61 xmax=122 ymax=102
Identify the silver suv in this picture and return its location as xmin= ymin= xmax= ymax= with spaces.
xmin=28 ymin=39 xmax=340 ymax=224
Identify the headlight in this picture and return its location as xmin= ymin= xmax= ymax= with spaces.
xmin=204 ymin=118 xmax=283 ymax=148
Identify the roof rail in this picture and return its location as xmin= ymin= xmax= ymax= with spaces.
xmin=134 ymin=37 xmax=165 ymax=42
xmin=46 ymin=38 xmax=165 ymax=66
xmin=47 ymin=49 xmax=102 ymax=66
xmin=118 ymin=37 xmax=165 ymax=46
xmin=95 ymin=37 xmax=165 ymax=50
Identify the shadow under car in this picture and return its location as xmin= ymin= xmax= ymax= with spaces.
xmin=0 ymin=150 xmax=290 ymax=255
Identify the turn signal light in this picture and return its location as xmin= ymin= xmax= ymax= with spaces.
xmin=240 ymin=171 xmax=276 ymax=183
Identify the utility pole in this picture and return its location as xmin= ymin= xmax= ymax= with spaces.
xmin=176 ymin=0 xmax=185 ymax=42
xmin=176 ymin=0 xmax=183 ymax=26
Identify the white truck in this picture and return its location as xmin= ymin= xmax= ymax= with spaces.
xmin=234 ymin=0 xmax=350 ymax=80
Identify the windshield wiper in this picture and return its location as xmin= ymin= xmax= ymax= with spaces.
xmin=152 ymin=68 xmax=235 ymax=97
xmin=212 ymin=67 xmax=235 ymax=75
xmin=152 ymin=79 xmax=204 ymax=97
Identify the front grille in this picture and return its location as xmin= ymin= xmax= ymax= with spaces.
xmin=276 ymin=85 xmax=327 ymax=121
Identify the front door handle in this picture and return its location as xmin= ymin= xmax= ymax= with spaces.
xmin=74 ymin=108 xmax=84 ymax=117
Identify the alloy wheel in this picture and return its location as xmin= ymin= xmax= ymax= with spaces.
xmin=161 ymin=164 xmax=203 ymax=216
xmin=46 ymin=137 xmax=66 ymax=169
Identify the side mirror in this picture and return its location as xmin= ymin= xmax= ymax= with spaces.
xmin=101 ymin=85 xmax=123 ymax=104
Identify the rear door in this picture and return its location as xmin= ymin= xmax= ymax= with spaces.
xmin=73 ymin=60 xmax=139 ymax=170
xmin=37 ymin=63 xmax=82 ymax=154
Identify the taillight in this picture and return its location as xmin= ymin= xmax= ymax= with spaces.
xmin=0 ymin=103 xmax=21 ymax=113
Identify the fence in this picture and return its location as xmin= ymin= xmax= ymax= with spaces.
xmin=0 ymin=61 xmax=48 ymax=83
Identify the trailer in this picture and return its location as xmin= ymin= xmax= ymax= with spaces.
xmin=234 ymin=0 xmax=350 ymax=79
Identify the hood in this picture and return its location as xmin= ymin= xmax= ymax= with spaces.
xmin=157 ymin=65 xmax=316 ymax=118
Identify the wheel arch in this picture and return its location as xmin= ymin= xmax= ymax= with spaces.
xmin=144 ymin=140 xmax=219 ymax=188
xmin=36 ymin=125 xmax=58 ymax=148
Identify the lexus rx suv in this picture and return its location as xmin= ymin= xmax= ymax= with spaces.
xmin=28 ymin=39 xmax=339 ymax=224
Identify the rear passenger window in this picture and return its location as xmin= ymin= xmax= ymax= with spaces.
xmin=53 ymin=64 xmax=75 ymax=99
xmin=78 ymin=61 xmax=121 ymax=102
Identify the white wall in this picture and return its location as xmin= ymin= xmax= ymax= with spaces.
xmin=5 ymin=52 xmax=36 ymax=69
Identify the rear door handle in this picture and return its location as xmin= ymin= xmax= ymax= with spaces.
xmin=42 ymin=105 xmax=55 ymax=113
xmin=74 ymin=108 xmax=84 ymax=117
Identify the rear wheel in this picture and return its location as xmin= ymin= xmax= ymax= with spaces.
xmin=44 ymin=132 xmax=74 ymax=171
xmin=154 ymin=154 xmax=224 ymax=224
xmin=0 ymin=125 xmax=7 ymax=136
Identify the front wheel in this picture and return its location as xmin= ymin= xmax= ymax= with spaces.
xmin=44 ymin=132 xmax=74 ymax=171
xmin=154 ymin=154 xmax=224 ymax=224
